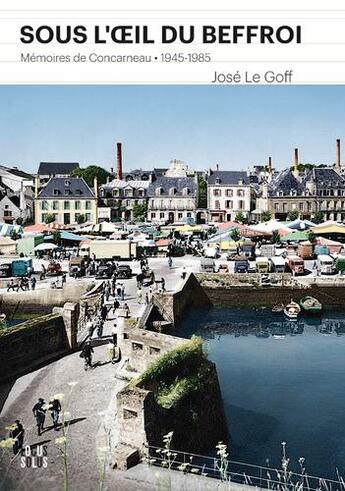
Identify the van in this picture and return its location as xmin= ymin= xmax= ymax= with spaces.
xmin=317 ymin=254 xmax=334 ymax=275
xmin=255 ymin=257 xmax=269 ymax=273
xmin=287 ymin=256 xmax=304 ymax=275
xmin=200 ymin=258 xmax=216 ymax=273
xmin=234 ymin=257 xmax=249 ymax=273
xmin=241 ymin=240 xmax=255 ymax=260
xmin=69 ymin=256 xmax=86 ymax=277
xmin=269 ymin=256 xmax=286 ymax=273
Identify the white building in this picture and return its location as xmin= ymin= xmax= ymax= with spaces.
xmin=207 ymin=170 xmax=256 ymax=222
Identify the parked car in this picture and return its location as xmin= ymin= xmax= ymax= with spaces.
xmin=234 ymin=256 xmax=249 ymax=273
xmin=200 ymin=258 xmax=216 ymax=273
xmin=96 ymin=264 xmax=113 ymax=279
xmin=69 ymin=256 xmax=86 ymax=278
xmin=287 ymin=255 xmax=305 ymax=275
xmin=46 ymin=261 xmax=62 ymax=276
xmin=0 ymin=263 xmax=12 ymax=278
xmin=117 ymin=265 xmax=132 ymax=279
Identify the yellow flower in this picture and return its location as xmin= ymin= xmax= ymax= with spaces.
xmin=0 ymin=438 xmax=16 ymax=448
xmin=5 ymin=424 xmax=16 ymax=431
xmin=55 ymin=436 xmax=66 ymax=445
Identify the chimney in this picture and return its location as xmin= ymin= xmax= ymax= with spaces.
xmin=116 ymin=142 xmax=123 ymax=180
xmin=293 ymin=148 xmax=299 ymax=178
xmin=93 ymin=176 xmax=98 ymax=199
xmin=336 ymin=138 xmax=341 ymax=172
xmin=216 ymin=163 xmax=219 ymax=171
xmin=34 ymin=176 xmax=39 ymax=198
xmin=110 ymin=167 xmax=114 ymax=174
xmin=268 ymin=156 xmax=272 ymax=174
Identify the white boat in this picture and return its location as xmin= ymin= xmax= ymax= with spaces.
xmin=284 ymin=300 xmax=301 ymax=320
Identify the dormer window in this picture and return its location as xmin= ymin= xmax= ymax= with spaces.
xmin=215 ymin=177 xmax=221 ymax=185
xmin=182 ymin=187 xmax=190 ymax=196
xmin=65 ymin=189 xmax=71 ymax=196
xmin=75 ymin=189 xmax=82 ymax=196
xmin=155 ymin=187 xmax=163 ymax=196
xmin=169 ymin=187 xmax=177 ymax=196
xmin=65 ymin=180 xmax=70 ymax=186
xmin=278 ymin=190 xmax=284 ymax=197
xmin=53 ymin=189 xmax=60 ymax=196
xmin=112 ymin=189 xmax=119 ymax=197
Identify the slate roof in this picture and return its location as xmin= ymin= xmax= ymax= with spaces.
xmin=147 ymin=176 xmax=197 ymax=197
xmin=208 ymin=171 xmax=250 ymax=185
xmin=303 ymin=168 xmax=345 ymax=188
xmin=38 ymin=177 xmax=95 ymax=199
xmin=153 ymin=168 xmax=168 ymax=177
xmin=268 ymin=169 xmax=304 ymax=196
xmin=101 ymin=179 xmax=150 ymax=190
xmin=0 ymin=166 xmax=34 ymax=179
xmin=38 ymin=162 xmax=79 ymax=176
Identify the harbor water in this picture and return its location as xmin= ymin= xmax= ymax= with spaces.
xmin=178 ymin=307 xmax=345 ymax=479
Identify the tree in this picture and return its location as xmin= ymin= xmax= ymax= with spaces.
xmin=44 ymin=213 xmax=55 ymax=224
xmin=287 ymin=210 xmax=299 ymax=221
xmin=15 ymin=217 xmax=23 ymax=226
xmin=235 ymin=212 xmax=247 ymax=224
xmin=197 ymin=176 xmax=207 ymax=209
xmin=132 ymin=203 xmax=147 ymax=222
xmin=313 ymin=211 xmax=324 ymax=224
xmin=271 ymin=229 xmax=281 ymax=244
xmin=261 ymin=211 xmax=271 ymax=222
xmin=53 ymin=230 xmax=61 ymax=244
xmin=72 ymin=165 xmax=111 ymax=187
xmin=10 ymin=229 xmax=20 ymax=241
xmin=307 ymin=230 xmax=316 ymax=243
xmin=77 ymin=214 xmax=86 ymax=225
xmin=230 ymin=228 xmax=241 ymax=243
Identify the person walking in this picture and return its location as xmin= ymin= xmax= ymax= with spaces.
xmin=121 ymin=284 xmax=125 ymax=301
xmin=181 ymin=266 xmax=187 ymax=280
xmin=62 ymin=272 xmax=67 ymax=285
xmin=80 ymin=341 xmax=94 ymax=369
xmin=32 ymin=398 xmax=46 ymax=436
xmin=148 ymin=286 xmax=153 ymax=302
xmin=137 ymin=287 xmax=142 ymax=304
xmin=168 ymin=256 xmax=172 ymax=268
xmin=113 ymin=298 xmax=120 ymax=314
xmin=123 ymin=303 xmax=130 ymax=316
xmin=161 ymin=277 xmax=166 ymax=292
xmin=97 ymin=320 xmax=104 ymax=338
xmin=30 ymin=276 xmax=36 ymax=291
xmin=49 ymin=398 xmax=62 ymax=429
xmin=7 ymin=279 xmax=15 ymax=292
xmin=10 ymin=420 xmax=24 ymax=454
xmin=112 ymin=323 xmax=117 ymax=346
xmin=101 ymin=304 xmax=108 ymax=322
xmin=145 ymin=292 xmax=149 ymax=304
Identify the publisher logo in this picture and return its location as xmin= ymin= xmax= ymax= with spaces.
xmin=20 ymin=445 xmax=48 ymax=469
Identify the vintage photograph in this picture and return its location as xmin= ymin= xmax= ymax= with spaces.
xmin=1 ymin=84 xmax=345 ymax=489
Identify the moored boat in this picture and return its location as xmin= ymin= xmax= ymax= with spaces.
xmin=272 ymin=303 xmax=284 ymax=313
xmin=284 ymin=300 xmax=301 ymax=320
xmin=300 ymin=295 xmax=322 ymax=314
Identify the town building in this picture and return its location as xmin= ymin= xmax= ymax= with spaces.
xmin=99 ymin=179 xmax=150 ymax=221
xmin=34 ymin=176 xmax=98 ymax=225
xmin=266 ymin=142 xmax=345 ymax=221
xmin=146 ymin=159 xmax=198 ymax=224
xmin=0 ymin=165 xmax=34 ymax=223
xmin=207 ymin=170 xmax=256 ymax=222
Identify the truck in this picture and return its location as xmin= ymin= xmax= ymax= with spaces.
xmin=234 ymin=256 xmax=249 ymax=273
xmin=69 ymin=256 xmax=87 ymax=277
xmin=88 ymin=240 xmax=137 ymax=261
xmin=269 ymin=256 xmax=286 ymax=273
xmin=11 ymin=258 xmax=32 ymax=277
xmin=200 ymin=258 xmax=216 ymax=273
xmin=204 ymin=246 xmax=219 ymax=259
xmin=287 ymin=255 xmax=305 ymax=275
xmin=255 ymin=257 xmax=269 ymax=273
xmin=258 ymin=244 xmax=275 ymax=258
xmin=317 ymin=254 xmax=334 ymax=275
xmin=240 ymin=240 xmax=255 ymax=259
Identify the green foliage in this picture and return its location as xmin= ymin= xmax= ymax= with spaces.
xmin=271 ymin=229 xmax=281 ymax=244
xmin=230 ymin=228 xmax=241 ymax=243
xmin=72 ymin=165 xmax=111 ymax=187
xmin=135 ymin=336 xmax=204 ymax=387
xmin=10 ymin=229 xmax=20 ymax=241
xmin=235 ymin=212 xmax=247 ymax=224
xmin=197 ymin=176 xmax=207 ymax=208
xmin=53 ymin=230 xmax=61 ymax=244
xmin=261 ymin=211 xmax=271 ymax=222
xmin=313 ymin=211 xmax=324 ymax=224
xmin=287 ymin=210 xmax=299 ymax=221
xmin=307 ymin=230 xmax=316 ymax=243
xmin=15 ymin=217 xmax=23 ymax=226
xmin=44 ymin=213 xmax=55 ymax=224
xmin=132 ymin=203 xmax=147 ymax=221
xmin=76 ymin=214 xmax=86 ymax=225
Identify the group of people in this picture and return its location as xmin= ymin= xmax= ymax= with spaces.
xmin=6 ymin=276 xmax=36 ymax=292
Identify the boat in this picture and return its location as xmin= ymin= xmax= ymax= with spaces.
xmin=256 ymin=330 xmax=270 ymax=338
xmin=272 ymin=303 xmax=284 ymax=313
xmin=284 ymin=300 xmax=301 ymax=320
xmin=300 ymin=295 xmax=322 ymax=314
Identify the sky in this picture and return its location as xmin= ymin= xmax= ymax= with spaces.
xmin=0 ymin=84 xmax=345 ymax=174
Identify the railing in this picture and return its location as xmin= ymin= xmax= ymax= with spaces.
xmin=145 ymin=445 xmax=344 ymax=491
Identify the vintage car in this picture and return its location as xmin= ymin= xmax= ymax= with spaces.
xmin=46 ymin=261 xmax=62 ymax=276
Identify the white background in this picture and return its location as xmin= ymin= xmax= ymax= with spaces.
xmin=1 ymin=0 xmax=345 ymax=84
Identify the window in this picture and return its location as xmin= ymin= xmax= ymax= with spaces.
xmin=215 ymin=200 xmax=220 ymax=210
xmin=274 ymin=203 xmax=279 ymax=211
xmin=4 ymin=209 xmax=12 ymax=217
xmin=215 ymin=177 xmax=221 ymax=185
xmin=155 ymin=187 xmax=163 ymax=196
xmin=178 ymin=212 xmax=183 ymax=219
xmin=283 ymin=203 xmax=287 ymax=212
xmin=124 ymin=188 xmax=132 ymax=197
xmin=75 ymin=200 xmax=81 ymax=210
xmin=160 ymin=212 xmax=165 ymax=219
xmin=41 ymin=200 xmax=48 ymax=210
xmin=85 ymin=201 xmax=91 ymax=210
xmin=182 ymin=187 xmax=190 ymax=196
xmin=75 ymin=189 xmax=82 ymax=196
xmin=169 ymin=187 xmax=177 ymax=196
xmin=52 ymin=200 xmax=59 ymax=210
xmin=299 ymin=202 xmax=304 ymax=211
xmin=138 ymin=189 xmax=144 ymax=197
xmin=65 ymin=180 xmax=70 ymax=186
xmin=187 ymin=212 xmax=191 ymax=218
xmin=225 ymin=200 xmax=233 ymax=209
xmin=237 ymin=189 xmax=245 ymax=197
xmin=213 ymin=189 xmax=221 ymax=197
xmin=64 ymin=201 xmax=70 ymax=210
xmin=53 ymin=189 xmax=60 ymax=196
xmin=225 ymin=189 xmax=233 ymax=197
xmin=238 ymin=200 xmax=245 ymax=210
xmin=75 ymin=213 xmax=80 ymax=221
xmin=85 ymin=213 xmax=91 ymax=222
xmin=151 ymin=212 xmax=156 ymax=218
xmin=112 ymin=189 xmax=119 ymax=197
xmin=65 ymin=189 xmax=71 ymax=196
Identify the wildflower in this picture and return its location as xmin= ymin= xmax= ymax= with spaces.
xmin=0 ymin=438 xmax=15 ymax=448
xmin=55 ymin=436 xmax=66 ymax=445
xmin=67 ymin=381 xmax=78 ymax=387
